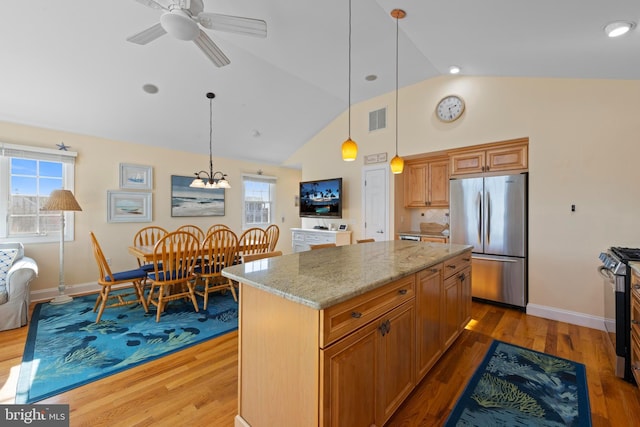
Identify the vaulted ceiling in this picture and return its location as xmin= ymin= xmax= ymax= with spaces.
xmin=0 ymin=0 xmax=638 ymax=165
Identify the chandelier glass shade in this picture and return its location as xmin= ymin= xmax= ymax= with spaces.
xmin=190 ymin=92 xmax=230 ymax=189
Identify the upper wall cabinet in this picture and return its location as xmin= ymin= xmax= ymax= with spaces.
xmin=404 ymin=157 xmax=449 ymax=208
xmin=449 ymin=139 xmax=528 ymax=176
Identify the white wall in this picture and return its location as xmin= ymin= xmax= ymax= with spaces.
xmin=0 ymin=120 xmax=301 ymax=298
xmin=286 ymin=75 xmax=640 ymax=322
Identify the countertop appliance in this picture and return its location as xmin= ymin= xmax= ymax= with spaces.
xmin=450 ymin=173 xmax=528 ymax=309
xmin=598 ymin=246 xmax=640 ymax=382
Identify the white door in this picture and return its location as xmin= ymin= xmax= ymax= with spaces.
xmin=362 ymin=166 xmax=389 ymax=241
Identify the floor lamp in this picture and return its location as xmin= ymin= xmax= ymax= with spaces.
xmin=42 ymin=189 xmax=82 ymax=305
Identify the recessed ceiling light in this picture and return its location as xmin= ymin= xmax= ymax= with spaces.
xmin=142 ymin=84 xmax=159 ymax=94
xmin=604 ymin=21 xmax=635 ymax=37
xmin=449 ymin=66 xmax=461 ymax=74
xmin=365 ymin=74 xmax=378 ymax=81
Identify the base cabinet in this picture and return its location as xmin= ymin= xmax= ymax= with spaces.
xmin=416 ymin=265 xmax=444 ymax=381
xmin=631 ymin=269 xmax=640 ymax=387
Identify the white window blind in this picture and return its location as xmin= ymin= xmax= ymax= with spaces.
xmin=242 ymin=174 xmax=276 ymax=229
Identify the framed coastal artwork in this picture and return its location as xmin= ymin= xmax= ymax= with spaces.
xmin=119 ymin=163 xmax=153 ymax=190
xmin=107 ymin=191 xmax=152 ymax=223
xmin=171 ymin=175 xmax=225 ymax=217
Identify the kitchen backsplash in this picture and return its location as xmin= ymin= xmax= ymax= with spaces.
xmin=409 ymin=208 xmax=449 ymax=230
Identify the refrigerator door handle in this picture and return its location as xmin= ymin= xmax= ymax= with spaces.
xmin=486 ymin=191 xmax=491 ymax=245
xmin=477 ymin=192 xmax=482 ymax=246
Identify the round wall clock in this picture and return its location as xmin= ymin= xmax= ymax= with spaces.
xmin=436 ymin=95 xmax=465 ymax=122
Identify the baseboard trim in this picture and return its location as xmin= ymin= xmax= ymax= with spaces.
xmin=31 ymin=281 xmax=111 ymax=303
xmin=527 ymin=303 xmax=605 ymax=331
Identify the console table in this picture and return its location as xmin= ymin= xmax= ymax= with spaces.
xmin=291 ymin=228 xmax=352 ymax=252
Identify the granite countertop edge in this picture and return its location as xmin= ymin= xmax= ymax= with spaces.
xmin=223 ymin=241 xmax=472 ymax=310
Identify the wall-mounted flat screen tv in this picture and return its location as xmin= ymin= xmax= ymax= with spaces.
xmin=299 ymin=177 xmax=343 ymax=218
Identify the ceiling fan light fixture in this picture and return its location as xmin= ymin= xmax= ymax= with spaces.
xmin=161 ymin=10 xmax=199 ymax=41
xmin=604 ymin=21 xmax=635 ymax=38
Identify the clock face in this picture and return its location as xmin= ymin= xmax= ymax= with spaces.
xmin=436 ymin=95 xmax=465 ymax=122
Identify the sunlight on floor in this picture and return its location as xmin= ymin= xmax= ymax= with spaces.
xmin=465 ymin=318 xmax=479 ymax=330
xmin=0 ymin=364 xmax=20 ymax=404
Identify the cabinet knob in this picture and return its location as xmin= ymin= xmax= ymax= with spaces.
xmin=458 ymin=273 xmax=466 ymax=281
xmin=463 ymin=258 xmax=470 ymax=262
xmin=351 ymin=311 xmax=362 ymax=319
xmin=398 ymin=289 xmax=408 ymax=295
xmin=447 ymin=264 xmax=456 ymax=269
xmin=378 ymin=319 xmax=391 ymax=336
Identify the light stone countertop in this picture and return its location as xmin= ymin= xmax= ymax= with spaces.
xmin=222 ymin=240 xmax=472 ymax=310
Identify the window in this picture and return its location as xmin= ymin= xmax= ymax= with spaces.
xmin=242 ymin=174 xmax=276 ymax=229
xmin=0 ymin=143 xmax=77 ymax=243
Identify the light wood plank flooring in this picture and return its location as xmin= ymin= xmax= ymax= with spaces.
xmin=0 ymin=301 xmax=639 ymax=426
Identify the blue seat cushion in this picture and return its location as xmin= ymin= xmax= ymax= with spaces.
xmin=193 ymin=264 xmax=222 ymax=275
xmin=147 ymin=271 xmax=188 ymax=281
xmin=106 ymin=268 xmax=147 ymax=282
xmin=140 ymin=263 xmax=161 ymax=272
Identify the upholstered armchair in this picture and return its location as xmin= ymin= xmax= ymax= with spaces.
xmin=0 ymin=243 xmax=38 ymax=331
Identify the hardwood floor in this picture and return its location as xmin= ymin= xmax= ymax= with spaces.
xmin=1 ymin=301 xmax=639 ymax=426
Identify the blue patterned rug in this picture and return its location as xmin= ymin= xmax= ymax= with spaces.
xmin=445 ymin=340 xmax=591 ymax=427
xmin=16 ymin=291 xmax=238 ymax=404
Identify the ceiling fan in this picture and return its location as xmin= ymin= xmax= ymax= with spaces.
xmin=127 ymin=0 xmax=267 ymax=67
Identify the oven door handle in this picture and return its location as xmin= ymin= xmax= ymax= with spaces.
xmin=598 ymin=265 xmax=615 ymax=282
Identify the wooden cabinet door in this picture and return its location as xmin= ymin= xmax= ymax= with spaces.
xmin=486 ymin=144 xmax=528 ymax=173
xmin=421 ymin=237 xmax=447 ymax=243
xmin=428 ymin=159 xmax=449 ymax=207
xmin=376 ymin=301 xmax=415 ymax=426
xmin=449 ymin=150 xmax=485 ymax=175
xmin=321 ymin=321 xmax=378 ymax=427
xmin=631 ymin=271 xmax=640 ymax=386
xmin=459 ymin=266 xmax=472 ymax=330
xmin=415 ymin=266 xmax=443 ymax=381
xmin=404 ymin=162 xmax=427 ymax=207
xmin=443 ymin=274 xmax=460 ymax=350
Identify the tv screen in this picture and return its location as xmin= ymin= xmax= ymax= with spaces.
xmin=299 ymin=177 xmax=343 ymax=218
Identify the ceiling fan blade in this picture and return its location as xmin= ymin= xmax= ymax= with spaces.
xmin=127 ymin=23 xmax=167 ymax=45
xmin=193 ymin=30 xmax=230 ymax=67
xmin=133 ymin=0 xmax=168 ymax=11
xmin=197 ymin=13 xmax=267 ymax=38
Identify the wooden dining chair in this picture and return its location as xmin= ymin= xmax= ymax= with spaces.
xmin=309 ymin=243 xmax=337 ymax=250
xmin=194 ymin=228 xmax=239 ymax=309
xmin=90 ymin=232 xmax=148 ymax=323
xmin=176 ymin=224 xmax=205 ymax=242
xmin=238 ymin=227 xmax=269 ymax=260
xmin=132 ymin=226 xmax=168 ymax=271
xmin=265 ymin=224 xmax=280 ymax=252
xmin=146 ymin=230 xmax=200 ymax=322
xmin=206 ymin=223 xmax=230 ymax=237
xmin=356 ymin=238 xmax=375 ymax=243
xmin=243 ymin=250 xmax=283 ymax=263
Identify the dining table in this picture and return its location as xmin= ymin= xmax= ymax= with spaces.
xmin=128 ymin=242 xmax=269 ymax=264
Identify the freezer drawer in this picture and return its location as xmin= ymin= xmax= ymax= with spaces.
xmin=471 ymin=255 xmax=527 ymax=308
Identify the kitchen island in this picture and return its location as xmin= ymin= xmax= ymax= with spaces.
xmin=222 ymin=240 xmax=473 ymax=427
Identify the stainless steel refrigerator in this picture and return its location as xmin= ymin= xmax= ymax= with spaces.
xmin=449 ymin=173 xmax=528 ymax=309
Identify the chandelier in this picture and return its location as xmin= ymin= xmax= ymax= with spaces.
xmin=189 ymin=92 xmax=230 ymax=189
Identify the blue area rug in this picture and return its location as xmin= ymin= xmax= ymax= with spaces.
xmin=16 ymin=291 xmax=238 ymax=404
xmin=445 ymin=340 xmax=591 ymax=427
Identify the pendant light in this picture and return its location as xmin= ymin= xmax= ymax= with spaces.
xmin=190 ymin=92 xmax=230 ymax=189
xmin=389 ymin=9 xmax=405 ymax=175
xmin=341 ymin=0 xmax=357 ymax=161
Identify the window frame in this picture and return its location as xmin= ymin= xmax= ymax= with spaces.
xmin=0 ymin=142 xmax=77 ymax=244
xmin=241 ymin=173 xmax=277 ymax=230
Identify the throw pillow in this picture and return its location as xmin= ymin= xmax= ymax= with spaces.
xmin=0 ymin=249 xmax=19 ymax=304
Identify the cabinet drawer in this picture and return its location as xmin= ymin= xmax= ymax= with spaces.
xmin=443 ymin=252 xmax=471 ymax=279
xmin=320 ymin=275 xmax=415 ymax=348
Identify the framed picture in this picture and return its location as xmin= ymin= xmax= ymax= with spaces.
xmin=119 ymin=163 xmax=153 ymax=190
xmin=171 ymin=175 xmax=225 ymax=217
xmin=107 ymin=191 xmax=152 ymax=223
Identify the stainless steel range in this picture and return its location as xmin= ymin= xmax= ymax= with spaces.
xmin=598 ymin=247 xmax=640 ymax=382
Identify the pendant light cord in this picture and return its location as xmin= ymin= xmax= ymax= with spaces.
xmin=395 ymin=13 xmax=399 ymax=157
xmin=348 ymin=0 xmax=352 ymax=138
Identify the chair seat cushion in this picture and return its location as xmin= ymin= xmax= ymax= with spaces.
xmin=193 ymin=264 xmax=222 ymax=275
xmin=147 ymin=271 xmax=188 ymax=282
xmin=0 ymin=248 xmax=19 ymax=287
xmin=106 ymin=268 xmax=147 ymax=282
xmin=140 ymin=263 xmax=161 ymax=272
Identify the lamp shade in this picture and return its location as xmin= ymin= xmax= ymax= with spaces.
xmin=42 ymin=190 xmax=82 ymax=212
xmin=390 ymin=155 xmax=405 ymax=174
xmin=342 ymin=138 xmax=358 ymax=161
